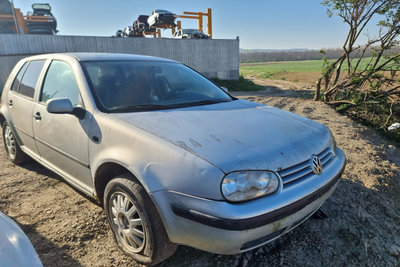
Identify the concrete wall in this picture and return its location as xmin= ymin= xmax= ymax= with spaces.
xmin=0 ymin=34 xmax=239 ymax=90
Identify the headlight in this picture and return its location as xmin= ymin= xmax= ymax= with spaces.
xmin=221 ymin=171 xmax=279 ymax=202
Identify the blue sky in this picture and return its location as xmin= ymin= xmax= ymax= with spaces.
xmin=12 ymin=0 xmax=380 ymax=50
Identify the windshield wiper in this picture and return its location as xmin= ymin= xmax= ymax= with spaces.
xmin=110 ymin=104 xmax=170 ymax=112
xmin=110 ymin=99 xmax=232 ymax=112
xmin=184 ymin=99 xmax=230 ymax=106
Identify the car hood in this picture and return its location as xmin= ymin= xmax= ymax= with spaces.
xmin=112 ymin=100 xmax=331 ymax=173
xmin=0 ymin=212 xmax=43 ymax=267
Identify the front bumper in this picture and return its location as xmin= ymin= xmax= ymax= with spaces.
xmin=150 ymin=147 xmax=346 ymax=254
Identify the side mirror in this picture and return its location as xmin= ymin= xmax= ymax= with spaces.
xmin=221 ymin=87 xmax=229 ymax=93
xmin=46 ymin=98 xmax=86 ymax=120
xmin=47 ymin=98 xmax=73 ymax=113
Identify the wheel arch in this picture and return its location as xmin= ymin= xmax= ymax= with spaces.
xmin=0 ymin=113 xmax=5 ymax=127
xmin=94 ymin=161 xmax=145 ymax=206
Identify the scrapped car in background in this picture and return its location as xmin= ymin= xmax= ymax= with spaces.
xmin=123 ymin=26 xmax=133 ymax=37
xmin=173 ymin=29 xmax=209 ymax=39
xmin=133 ymin=15 xmax=155 ymax=35
xmin=113 ymin=30 xmax=123 ymax=37
xmin=147 ymin=9 xmax=176 ymax=28
xmin=0 ymin=53 xmax=346 ymax=264
xmin=0 ymin=211 xmax=43 ymax=267
xmin=0 ymin=0 xmax=16 ymax=34
xmin=27 ymin=3 xmax=57 ymax=35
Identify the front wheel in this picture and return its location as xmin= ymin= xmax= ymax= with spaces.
xmin=104 ymin=174 xmax=177 ymax=265
xmin=2 ymin=121 xmax=29 ymax=164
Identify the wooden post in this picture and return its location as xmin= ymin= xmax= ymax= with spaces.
xmin=177 ymin=20 xmax=182 ymax=30
xmin=157 ymin=29 xmax=161 ymax=38
xmin=15 ymin=9 xmax=27 ymax=33
xmin=9 ymin=0 xmax=19 ymax=33
xmin=198 ymin=12 xmax=203 ymax=32
xmin=207 ymin=8 xmax=212 ymax=39
xmin=175 ymin=9 xmax=212 ymax=36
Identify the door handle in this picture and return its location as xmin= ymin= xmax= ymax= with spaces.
xmin=8 ymin=100 xmax=13 ymax=107
xmin=33 ymin=112 xmax=41 ymax=120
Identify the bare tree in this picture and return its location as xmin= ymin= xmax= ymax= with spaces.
xmin=314 ymin=0 xmax=400 ymax=103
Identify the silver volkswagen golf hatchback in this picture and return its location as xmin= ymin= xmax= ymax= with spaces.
xmin=0 ymin=53 xmax=346 ymax=264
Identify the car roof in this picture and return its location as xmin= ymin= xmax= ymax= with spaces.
xmin=20 ymin=53 xmax=179 ymax=63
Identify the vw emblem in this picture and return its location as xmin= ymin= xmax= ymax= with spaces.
xmin=310 ymin=155 xmax=322 ymax=175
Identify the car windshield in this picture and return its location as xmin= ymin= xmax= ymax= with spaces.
xmin=81 ymin=61 xmax=233 ymax=112
xmin=182 ymin=29 xmax=196 ymax=34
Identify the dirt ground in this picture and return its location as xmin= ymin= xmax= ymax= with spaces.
xmin=1 ymin=78 xmax=400 ymax=266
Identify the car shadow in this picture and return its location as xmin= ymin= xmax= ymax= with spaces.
xmin=5 ymin=215 xmax=84 ymax=267
xmin=20 ymin=160 xmax=101 ymax=207
xmin=21 ymin=160 xmax=62 ymax=179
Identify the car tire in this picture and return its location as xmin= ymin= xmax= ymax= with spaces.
xmin=2 ymin=121 xmax=30 ymax=164
xmin=104 ymin=173 xmax=177 ymax=265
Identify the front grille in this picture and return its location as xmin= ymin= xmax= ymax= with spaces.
xmin=278 ymin=146 xmax=334 ymax=188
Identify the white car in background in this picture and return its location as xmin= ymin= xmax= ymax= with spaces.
xmin=173 ymin=29 xmax=210 ymax=39
xmin=0 ymin=211 xmax=42 ymax=267
xmin=147 ymin=9 xmax=176 ymax=27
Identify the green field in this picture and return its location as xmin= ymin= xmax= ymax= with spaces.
xmin=240 ymin=60 xmax=323 ymax=75
xmin=240 ymin=58 xmax=375 ymax=80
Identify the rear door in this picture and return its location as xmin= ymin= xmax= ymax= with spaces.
xmin=32 ymin=59 xmax=93 ymax=192
xmin=7 ymin=60 xmax=45 ymax=156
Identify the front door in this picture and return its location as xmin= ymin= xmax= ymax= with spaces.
xmin=32 ymin=60 xmax=93 ymax=192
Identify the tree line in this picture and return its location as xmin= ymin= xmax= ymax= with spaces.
xmin=240 ymin=46 xmax=400 ymax=63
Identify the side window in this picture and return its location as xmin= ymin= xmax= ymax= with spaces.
xmin=10 ymin=62 xmax=28 ymax=92
xmin=19 ymin=60 xmax=45 ymax=98
xmin=41 ymin=60 xmax=80 ymax=106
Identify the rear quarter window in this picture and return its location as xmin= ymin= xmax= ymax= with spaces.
xmin=10 ymin=62 xmax=29 ymax=92
xmin=18 ymin=60 xmax=45 ymax=98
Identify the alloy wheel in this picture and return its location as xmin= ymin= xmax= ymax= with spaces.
xmin=4 ymin=126 xmax=16 ymax=159
xmin=109 ymin=192 xmax=145 ymax=253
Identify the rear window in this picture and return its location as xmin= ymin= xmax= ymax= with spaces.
xmin=10 ymin=62 xmax=28 ymax=92
xmin=18 ymin=60 xmax=45 ymax=98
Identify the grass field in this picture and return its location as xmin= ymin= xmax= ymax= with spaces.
xmin=240 ymin=59 xmax=323 ymax=84
xmin=240 ymin=60 xmax=324 ymax=74
xmin=240 ymin=58 xmax=376 ymax=84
